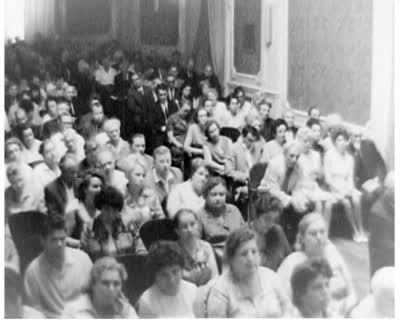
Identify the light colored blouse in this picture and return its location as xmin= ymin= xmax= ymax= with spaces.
xmin=184 ymin=123 xmax=206 ymax=148
xmin=138 ymin=280 xmax=197 ymax=318
xmin=167 ymin=180 xmax=205 ymax=218
xmin=205 ymin=266 xmax=292 ymax=318
xmin=204 ymin=136 xmax=233 ymax=168
xmin=277 ymin=242 xmax=357 ymax=317
xmin=261 ymin=139 xmax=285 ymax=163
xmin=324 ymin=148 xmax=355 ymax=194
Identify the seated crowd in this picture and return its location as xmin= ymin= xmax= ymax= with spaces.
xmin=4 ymin=37 xmax=394 ymax=318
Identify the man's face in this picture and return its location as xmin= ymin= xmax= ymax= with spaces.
xmin=65 ymin=87 xmax=74 ymax=101
xmin=8 ymin=85 xmax=18 ymax=97
xmin=235 ymin=91 xmax=245 ymax=106
xmin=15 ymin=111 xmax=28 ymax=126
xmin=57 ymin=102 xmax=70 ymax=117
xmin=187 ymin=58 xmax=195 ymax=70
xmin=311 ymin=124 xmax=322 ymax=141
xmin=93 ymin=269 xmax=122 ymax=308
xmin=84 ymin=142 xmax=98 ymax=163
xmin=60 ymin=115 xmax=74 ymax=131
xmin=22 ymin=129 xmax=35 ymax=148
xmin=169 ymin=67 xmax=178 ymax=78
xmin=47 ymin=100 xmax=57 ymax=117
xmin=154 ymin=153 xmax=171 ymax=176
xmin=310 ymin=108 xmax=320 ymax=119
xmin=132 ymin=74 xmax=142 ymax=89
xmin=179 ymin=104 xmax=191 ymax=119
xmin=132 ymin=137 xmax=146 ymax=154
xmin=158 ymin=89 xmax=168 ymax=103
xmin=9 ymin=172 xmax=25 ymax=193
xmin=43 ymin=229 xmax=67 ymax=259
xmin=92 ymin=105 xmax=104 ymax=123
xmin=167 ymin=76 xmax=176 ymax=89
xmin=284 ymin=112 xmax=295 ymax=127
xmin=64 ymin=134 xmax=76 ymax=151
xmin=243 ymin=133 xmax=257 ymax=151
xmin=6 ymin=144 xmax=22 ymax=162
xmin=61 ymin=158 xmax=79 ymax=185
xmin=229 ymin=98 xmax=239 ymax=114
xmin=106 ymin=124 xmax=120 ymax=142
xmin=43 ymin=142 xmax=57 ymax=166
xmin=286 ymin=146 xmax=300 ymax=168
xmin=98 ymin=152 xmax=115 ymax=176
xmin=204 ymin=65 xmax=213 ymax=77
xmin=259 ymin=104 xmax=271 ymax=120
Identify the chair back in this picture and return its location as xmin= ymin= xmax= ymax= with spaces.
xmin=8 ymin=211 xmax=47 ymax=273
xmin=118 ymin=254 xmax=152 ymax=305
xmin=139 ymin=219 xmax=177 ymax=250
xmin=220 ymin=127 xmax=240 ymax=143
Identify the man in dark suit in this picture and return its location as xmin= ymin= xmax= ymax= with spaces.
xmin=180 ymin=57 xmax=199 ymax=97
xmin=166 ymin=74 xmax=180 ymax=108
xmin=41 ymin=97 xmax=71 ymax=139
xmin=199 ymin=63 xmax=222 ymax=98
xmin=44 ymin=154 xmax=79 ymax=217
xmin=151 ymin=84 xmax=178 ymax=150
xmin=78 ymin=96 xmax=107 ymax=140
xmin=127 ymin=73 xmax=155 ymax=143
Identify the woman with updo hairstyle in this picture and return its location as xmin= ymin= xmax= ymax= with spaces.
xmin=203 ymin=119 xmax=234 ymax=176
xmin=81 ymin=185 xmax=146 ymax=260
xmin=324 ymin=126 xmax=367 ymax=242
xmin=197 ymin=176 xmax=244 ymax=257
xmin=167 ymin=158 xmax=209 ymax=217
xmin=137 ymin=241 xmax=197 ymax=318
xmin=278 ymin=212 xmax=356 ymax=316
xmin=251 ymin=196 xmax=291 ymax=271
xmin=184 ymin=107 xmax=209 ymax=158
xmin=261 ymin=118 xmax=288 ymax=162
xmin=291 ymin=257 xmax=335 ymax=318
xmin=173 ymin=208 xmax=219 ymax=286
xmin=63 ymin=256 xmax=138 ymax=318
xmin=204 ymin=226 xmax=291 ymax=317
xmin=122 ymin=161 xmax=164 ymax=231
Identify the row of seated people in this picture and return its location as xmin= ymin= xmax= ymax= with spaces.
xmin=5 ymin=210 xmax=395 ymax=318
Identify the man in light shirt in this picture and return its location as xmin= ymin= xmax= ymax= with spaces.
xmin=104 ymin=118 xmax=130 ymax=161
xmin=94 ymin=56 xmax=118 ymax=86
xmin=33 ymin=139 xmax=61 ymax=189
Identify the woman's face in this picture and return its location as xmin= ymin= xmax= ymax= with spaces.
xmin=206 ymin=183 xmax=226 ymax=209
xmin=207 ymin=92 xmax=217 ymax=105
xmin=43 ymin=142 xmax=57 ymax=166
xmin=191 ymin=166 xmax=209 ymax=193
xmin=275 ymin=125 xmax=287 ymax=144
xmin=252 ymin=119 xmax=262 ymax=132
xmin=179 ymin=103 xmax=192 ymax=119
xmin=176 ymin=211 xmax=199 ymax=241
xmin=259 ymin=104 xmax=270 ymax=120
xmin=302 ymin=219 xmax=328 ymax=256
xmin=302 ymin=136 xmax=313 ymax=153
xmin=6 ymin=144 xmax=22 ymax=162
xmin=9 ymin=173 xmax=25 ymax=193
xmin=182 ymin=86 xmax=191 ymax=97
xmin=207 ymin=123 xmax=220 ymax=142
xmin=22 ymin=129 xmax=35 ymax=148
xmin=254 ymin=211 xmax=280 ymax=235
xmin=87 ymin=177 xmax=103 ymax=199
xmin=101 ymin=205 xmax=120 ymax=222
xmin=48 ymin=100 xmax=57 ymax=117
xmin=300 ymin=275 xmax=330 ymax=313
xmin=197 ymin=109 xmax=208 ymax=126
xmin=204 ymin=101 xmax=213 ymax=115
xmin=229 ymin=98 xmax=239 ymax=114
xmin=335 ymin=135 xmax=348 ymax=153
xmin=155 ymin=265 xmax=182 ymax=296
xmin=231 ymin=239 xmax=260 ymax=277
xmin=93 ymin=269 xmax=122 ymax=309
xmin=129 ymin=165 xmax=146 ymax=189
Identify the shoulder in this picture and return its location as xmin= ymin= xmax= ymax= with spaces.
xmin=25 ymin=255 xmax=41 ymax=278
xmin=279 ymin=251 xmax=307 ymax=272
xmin=181 ymin=279 xmax=197 ymax=295
xmin=226 ymin=203 xmax=241 ymax=215
xmin=258 ymin=266 xmax=280 ymax=282
xmin=171 ymin=167 xmax=183 ymax=179
xmin=63 ymin=294 xmax=94 ymax=318
xmin=67 ymin=247 xmax=92 ymax=265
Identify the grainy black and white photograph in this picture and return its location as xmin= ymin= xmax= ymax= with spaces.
xmin=2 ymin=0 xmax=397 ymax=318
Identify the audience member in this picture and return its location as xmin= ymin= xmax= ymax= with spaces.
xmin=33 ymin=139 xmax=61 ymax=188
xmin=24 ymin=215 xmax=93 ymax=318
xmin=63 ymin=128 xmax=86 ymax=162
xmin=145 ymin=146 xmax=183 ymax=204
xmin=63 ymin=257 xmax=138 ymax=318
xmin=261 ymin=118 xmax=288 ymax=163
xmin=283 ymin=109 xmax=298 ymax=143
xmin=198 ymin=177 xmax=244 ymax=256
xmin=81 ymin=186 xmax=146 ymax=259
xmin=79 ymin=138 xmax=99 ymax=173
xmin=258 ymin=99 xmax=275 ymax=142
xmin=78 ymin=96 xmax=107 ymax=140
xmin=324 ymin=127 xmax=367 ymax=242
xmin=174 ymin=209 xmax=219 ymax=286
xmin=291 ymin=258 xmax=335 ymax=317
xmin=308 ymin=106 xmax=321 ymax=120
xmin=104 ymin=118 xmax=130 ymax=161
xmin=204 ymin=226 xmax=291 ymax=317
xmin=183 ymin=107 xmax=208 ymax=158
xmin=251 ymin=196 xmax=291 ymax=271
xmin=137 ymin=241 xmax=197 ymax=318
xmin=167 ymin=158 xmax=209 ymax=217
xmin=18 ymin=125 xmax=43 ymax=165
xmin=199 ymin=63 xmax=222 ymax=98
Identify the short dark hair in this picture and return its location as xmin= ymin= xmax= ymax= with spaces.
xmin=94 ymin=185 xmax=124 ymax=212
xmin=147 ymin=241 xmax=185 ymax=282
xmin=305 ymin=118 xmax=321 ymax=129
xmin=331 ymin=126 xmax=350 ymax=143
xmin=56 ymin=96 xmax=70 ymax=105
xmin=254 ymin=196 xmax=282 ymax=219
xmin=41 ymin=214 xmax=66 ymax=237
xmin=242 ymin=125 xmax=260 ymax=140
xmin=193 ymin=107 xmax=208 ymax=124
xmin=77 ymin=169 xmax=104 ymax=202
xmin=224 ymin=226 xmax=256 ymax=264
xmin=203 ymin=176 xmax=226 ymax=198
xmin=233 ymin=86 xmax=245 ymax=97
xmin=272 ymin=118 xmax=288 ymax=136
xmin=291 ymin=257 xmax=333 ymax=308
xmin=45 ymin=96 xmax=57 ymax=111
xmin=307 ymin=106 xmax=319 ymax=116
xmin=156 ymin=83 xmax=168 ymax=93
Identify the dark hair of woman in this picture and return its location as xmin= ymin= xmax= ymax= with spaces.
xmin=147 ymin=240 xmax=185 ymax=282
xmin=224 ymin=226 xmax=256 ymax=263
xmin=291 ymin=257 xmax=333 ymax=310
xmin=172 ymin=208 xmax=198 ymax=230
xmin=272 ymin=118 xmax=288 ymax=136
xmin=331 ymin=126 xmax=350 ymax=143
xmin=202 ymin=176 xmax=226 ymax=198
xmin=204 ymin=119 xmax=220 ymax=141
xmin=76 ymin=169 xmax=105 ymax=202
xmin=305 ymin=118 xmax=321 ymax=129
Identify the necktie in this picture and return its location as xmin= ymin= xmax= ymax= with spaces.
xmin=163 ymin=103 xmax=169 ymax=119
xmin=282 ymin=167 xmax=294 ymax=194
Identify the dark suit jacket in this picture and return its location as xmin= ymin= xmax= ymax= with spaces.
xmin=199 ymin=74 xmax=222 ymax=97
xmin=150 ymin=100 xmax=178 ymax=148
xmin=127 ymin=86 xmax=155 ymax=131
xmin=78 ymin=113 xmax=107 ymax=140
xmin=113 ymin=72 xmax=132 ymax=99
xmin=348 ymin=139 xmax=387 ymax=189
xmin=44 ymin=177 xmax=77 ymax=216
